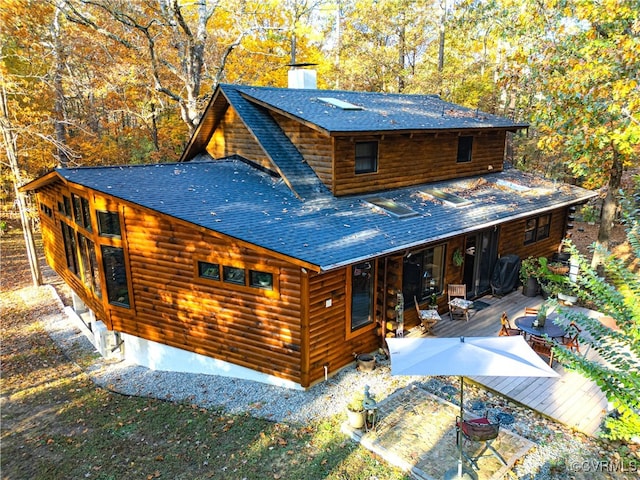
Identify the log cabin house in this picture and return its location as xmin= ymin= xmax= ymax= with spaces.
xmin=22 ymin=81 xmax=597 ymax=389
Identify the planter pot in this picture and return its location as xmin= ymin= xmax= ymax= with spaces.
xmin=558 ymin=292 xmax=578 ymax=305
xmin=522 ymin=277 xmax=539 ymax=297
xmin=347 ymin=409 xmax=365 ymax=429
xmin=356 ymin=354 xmax=376 ymax=372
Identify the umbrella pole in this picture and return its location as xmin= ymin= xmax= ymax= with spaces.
xmin=458 ymin=376 xmax=464 ymax=477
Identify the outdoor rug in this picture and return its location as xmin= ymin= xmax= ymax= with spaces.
xmin=471 ymin=300 xmax=492 ymax=312
xmin=342 ymin=384 xmax=534 ymax=480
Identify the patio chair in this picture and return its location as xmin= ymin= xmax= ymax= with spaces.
xmin=561 ymin=321 xmax=581 ymax=353
xmin=456 ymin=415 xmax=506 ymax=471
xmin=414 ymin=296 xmax=439 ymax=334
xmin=447 ymin=284 xmax=472 ymax=321
xmin=499 ymin=312 xmax=521 ymax=337
xmin=528 ymin=336 xmax=555 ymax=366
xmin=524 ymin=307 xmax=539 ymax=316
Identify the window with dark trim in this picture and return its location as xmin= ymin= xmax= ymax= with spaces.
xmin=223 ymin=266 xmax=245 ymax=285
xmin=355 ymin=141 xmax=378 ymax=174
xmin=351 ymin=262 xmax=375 ymax=331
xmin=97 ymin=211 xmax=121 ymax=238
xmin=456 ymin=136 xmax=473 ymax=163
xmin=101 ymin=245 xmax=130 ymax=307
xmin=198 ymin=261 xmax=220 ymax=280
xmin=40 ymin=203 xmax=53 ymax=217
xmin=72 ymin=193 xmax=92 ymax=231
xmin=78 ymin=233 xmax=101 ymax=297
xmin=524 ymin=214 xmax=551 ymax=245
xmin=197 ymin=260 xmax=277 ymax=294
xmin=250 ymin=270 xmax=273 ymax=290
xmin=402 ymin=244 xmax=446 ymax=306
xmin=59 ymin=196 xmax=72 ymax=217
xmin=61 ymin=223 xmax=78 ymax=275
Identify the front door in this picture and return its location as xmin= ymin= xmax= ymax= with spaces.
xmin=462 ymin=227 xmax=499 ymax=298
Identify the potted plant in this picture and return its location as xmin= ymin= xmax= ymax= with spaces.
xmin=428 ymin=291 xmax=438 ymax=310
xmin=533 ymin=302 xmax=549 ymax=327
xmin=535 ymin=257 xmax=569 ymax=299
xmin=346 ymin=392 xmax=366 ymax=429
xmin=452 ymin=249 xmax=464 ymax=267
xmin=519 ymin=257 xmax=540 ymax=297
xmin=557 ymin=281 xmax=579 ymax=305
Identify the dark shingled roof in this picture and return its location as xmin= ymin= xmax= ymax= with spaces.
xmin=220 ymin=85 xmax=328 ymax=200
xmin=55 ymin=158 xmax=595 ymax=271
xmin=227 ymin=84 xmax=529 ymax=134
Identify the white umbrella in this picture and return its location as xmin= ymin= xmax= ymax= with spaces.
xmin=386 ymin=336 xmax=559 ymax=479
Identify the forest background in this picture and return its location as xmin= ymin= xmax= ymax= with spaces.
xmin=1 ymin=0 xmax=639 ymax=264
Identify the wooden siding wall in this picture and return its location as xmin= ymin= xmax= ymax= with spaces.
xmin=207 ymin=107 xmax=272 ymax=170
xmin=306 ymin=268 xmax=379 ymax=386
xmin=270 ymin=112 xmax=334 ymax=188
xmin=332 ymin=131 xmax=506 ymax=196
xmin=498 ymin=207 xmax=569 ymax=260
xmin=120 ymin=204 xmax=305 ymax=384
xmin=34 ymin=184 xmax=107 ymax=321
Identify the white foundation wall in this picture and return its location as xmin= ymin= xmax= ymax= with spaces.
xmin=120 ymin=332 xmax=304 ymax=390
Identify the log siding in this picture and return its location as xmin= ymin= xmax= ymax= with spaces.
xmin=332 ymin=131 xmax=506 ymax=196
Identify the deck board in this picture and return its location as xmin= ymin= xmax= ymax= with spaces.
xmin=410 ymin=289 xmax=608 ymax=436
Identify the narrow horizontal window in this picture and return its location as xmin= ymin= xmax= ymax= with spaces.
xmin=250 ymin=270 xmax=273 ymax=290
xmin=223 ymin=266 xmax=245 ymax=285
xmin=198 ymin=261 xmax=220 ymax=280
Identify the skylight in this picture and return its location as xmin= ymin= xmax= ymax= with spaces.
xmin=420 ymin=188 xmax=472 ymax=208
xmin=317 ymin=97 xmax=363 ymax=110
xmin=366 ymin=197 xmax=418 ymax=218
xmin=496 ymin=179 xmax=531 ymax=192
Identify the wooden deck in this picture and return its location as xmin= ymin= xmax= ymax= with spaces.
xmin=411 ymin=289 xmax=609 ymax=436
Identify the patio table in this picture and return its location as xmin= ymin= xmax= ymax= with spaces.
xmin=514 ymin=315 xmax=566 ymax=340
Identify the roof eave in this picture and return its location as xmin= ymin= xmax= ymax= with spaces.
xmin=316 ymin=190 xmax=596 ymax=272
xmin=19 ymin=171 xmax=65 ymax=192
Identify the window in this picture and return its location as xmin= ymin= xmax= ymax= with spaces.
xmin=524 ymin=214 xmax=551 ymax=245
xmin=97 ymin=211 xmax=121 ymax=238
xmin=355 ymin=141 xmax=378 ymax=174
xmin=223 ymin=266 xmax=245 ymax=285
xmin=78 ymin=233 xmax=101 ymax=298
xmin=72 ymin=193 xmax=92 ymax=231
xmin=196 ymin=260 xmax=277 ymax=295
xmin=61 ymin=223 xmax=78 ymax=275
xmin=101 ymin=245 xmax=130 ymax=307
xmin=402 ymin=245 xmax=446 ymax=306
xmin=40 ymin=203 xmax=53 ymax=217
xmin=198 ymin=261 xmax=220 ymax=280
xmin=250 ymin=270 xmax=273 ymax=290
xmin=59 ymin=196 xmax=72 ymax=217
xmin=456 ymin=136 xmax=473 ymax=163
xmin=351 ymin=262 xmax=375 ymax=332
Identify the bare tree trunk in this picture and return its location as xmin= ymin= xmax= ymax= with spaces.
xmin=591 ymin=148 xmax=624 ymax=269
xmin=0 ymin=82 xmax=42 ymax=286
xmin=437 ymin=2 xmax=446 ymax=73
xmin=52 ymin=7 xmax=70 ymax=167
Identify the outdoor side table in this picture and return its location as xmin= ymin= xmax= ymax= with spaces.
xmin=418 ymin=309 xmax=440 ymax=334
